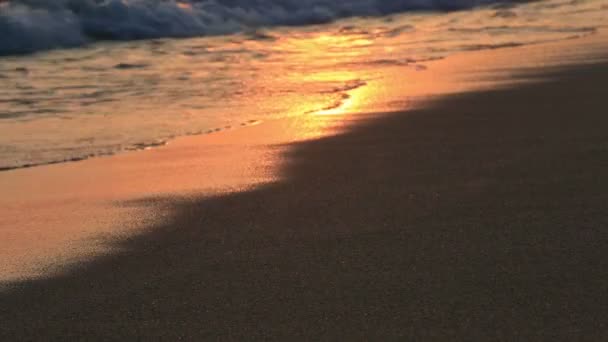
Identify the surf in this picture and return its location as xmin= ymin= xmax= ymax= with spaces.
xmin=1 ymin=0 xmax=523 ymax=56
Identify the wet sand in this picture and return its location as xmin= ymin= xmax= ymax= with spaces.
xmin=2 ymin=35 xmax=608 ymax=339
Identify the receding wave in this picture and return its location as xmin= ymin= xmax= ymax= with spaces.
xmin=0 ymin=118 xmax=262 ymax=172
xmin=1 ymin=0 xmax=521 ymax=56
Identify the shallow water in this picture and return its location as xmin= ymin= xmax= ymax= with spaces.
xmin=0 ymin=0 xmax=606 ymax=169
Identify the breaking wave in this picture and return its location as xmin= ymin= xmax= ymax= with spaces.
xmin=1 ymin=0 xmax=520 ymax=55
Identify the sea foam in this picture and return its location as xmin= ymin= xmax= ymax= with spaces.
xmin=1 ymin=0 xmax=516 ymax=55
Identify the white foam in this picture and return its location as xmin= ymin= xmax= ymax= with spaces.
xmin=1 ymin=0 xmax=514 ymax=55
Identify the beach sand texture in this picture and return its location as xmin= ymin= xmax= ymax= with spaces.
xmin=1 ymin=31 xmax=608 ymax=340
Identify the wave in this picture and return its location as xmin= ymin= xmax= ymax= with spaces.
xmin=1 ymin=0 xmax=521 ymax=56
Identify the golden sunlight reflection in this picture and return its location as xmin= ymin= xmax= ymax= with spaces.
xmin=253 ymin=32 xmax=383 ymax=135
xmin=315 ymin=83 xmax=374 ymax=116
xmin=283 ymin=79 xmax=387 ymax=141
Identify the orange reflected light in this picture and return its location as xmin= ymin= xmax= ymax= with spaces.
xmin=315 ymin=82 xmax=374 ymax=115
xmin=177 ymin=2 xmax=192 ymax=10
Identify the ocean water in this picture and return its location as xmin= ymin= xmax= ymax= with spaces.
xmin=0 ymin=0 xmax=606 ymax=170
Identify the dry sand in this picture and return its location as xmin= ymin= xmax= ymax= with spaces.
xmin=1 ymin=32 xmax=608 ymax=340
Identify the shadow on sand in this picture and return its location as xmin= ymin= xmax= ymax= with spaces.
xmin=2 ymin=63 xmax=608 ymax=340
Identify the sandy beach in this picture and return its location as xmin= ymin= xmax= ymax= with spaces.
xmin=2 ymin=28 xmax=608 ymax=339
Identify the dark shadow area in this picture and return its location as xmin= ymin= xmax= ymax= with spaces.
xmin=2 ymin=62 xmax=608 ymax=340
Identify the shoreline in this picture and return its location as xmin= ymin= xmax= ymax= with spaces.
xmin=0 ymin=30 xmax=599 ymax=174
xmin=1 ymin=29 xmax=608 ymax=339
xmin=1 ymin=28 xmax=606 ymax=282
